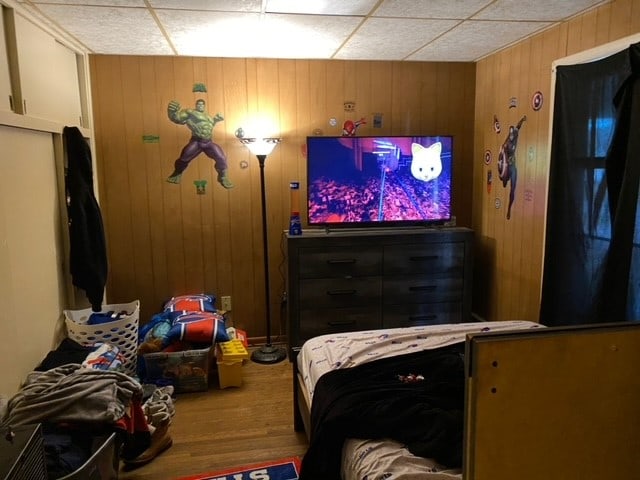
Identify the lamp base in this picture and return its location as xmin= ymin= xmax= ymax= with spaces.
xmin=251 ymin=343 xmax=287 ymax=364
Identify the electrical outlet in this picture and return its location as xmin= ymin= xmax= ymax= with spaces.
xmin=221 ymin=295 xmax=232 ymax=311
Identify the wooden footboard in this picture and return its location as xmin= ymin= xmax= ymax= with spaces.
xmin=291 ymin=347 xmax=311 ymax=440
xmin=464 ymin=322 xmax=640 ymax=480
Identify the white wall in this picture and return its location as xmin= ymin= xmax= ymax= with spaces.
xmin=0 ymin=125 xmax=68 ymax=394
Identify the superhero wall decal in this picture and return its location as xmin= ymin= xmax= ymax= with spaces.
xmin=486 ymin=89 xmax=545 ymax=220
xmin=497 ymin=115 xmax=526 ymax=220
xmin=166 ymin=91 xmax=233 ymax=189
xmin=342 ymin=117 xmax=366 ymax=136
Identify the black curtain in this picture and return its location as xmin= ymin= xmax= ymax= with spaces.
xmin=540 ymin=43 xmax=640 ymax=326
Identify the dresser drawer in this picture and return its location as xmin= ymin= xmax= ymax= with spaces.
xmin=383 ymin=276 xmax=463 ymax=304
xmin=383 ymin=302 xmax=462 ymax=328
xmin=286 ymin=227 xmax=474 ymax=357
xmin=384 ymin=242 xmax=465 ymax=275
xmin=299 ymin=246 xmax=382 ymax=278
xmin=300 ymin=276 xmax=382 ymax=308
xmin=299 ymin=307 xmax=382 ymax=341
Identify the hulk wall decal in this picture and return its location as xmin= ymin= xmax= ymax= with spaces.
xmin=166 ymin=98 xmax=233 ymax=189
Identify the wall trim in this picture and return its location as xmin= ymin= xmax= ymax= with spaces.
xmin=552 ymin=32 xmax=640 ymax=70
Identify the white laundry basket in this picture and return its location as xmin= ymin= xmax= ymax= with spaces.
xmin=64 ymin=300 xmax=140 ymax=376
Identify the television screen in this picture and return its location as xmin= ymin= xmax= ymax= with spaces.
xmin=306 ymin=135 xmax=453 ymax=228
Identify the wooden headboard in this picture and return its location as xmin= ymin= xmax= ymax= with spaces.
xmin=463 ymin=322 xmax=640 ymax=480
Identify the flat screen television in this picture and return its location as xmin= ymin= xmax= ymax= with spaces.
xmin=306 ymin=135 xmax=453 ymax=228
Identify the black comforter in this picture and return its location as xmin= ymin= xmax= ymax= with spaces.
xmin=299 ymin=342 xmax=466 ymax=480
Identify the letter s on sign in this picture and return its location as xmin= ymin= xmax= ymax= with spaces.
xmin=249 ymin=469 xmax=270 ymax=480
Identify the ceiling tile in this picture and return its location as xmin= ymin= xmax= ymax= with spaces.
xmin=31 ymin=0 xmax=144 ymax=5
xmin=373 ymin=0 xmax=493 ymax=19
xmin=155 ymin=10 xmax=258 ymax=57
xmin=264 ymin=14 xmax=364 ymax=58
xmin=35 ymin=4 xmax=173 ymax=54
xmin=408 ymin=20 xmax=551 ymax=62
xmin=149 ymin=0 xmax=261 ymax=12
xmin=157 ymin=11 xmax=361 ymax=58
xmin=335 ymin=17 xmax=459 ymax=61
xmin=473 ymin=0 xmax=607 ymax=21
xmin=265 ymin=0 xmax=378 ymax=16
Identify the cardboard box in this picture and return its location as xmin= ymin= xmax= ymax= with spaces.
xmin=143 ymin=346 xmax=213 ymax=393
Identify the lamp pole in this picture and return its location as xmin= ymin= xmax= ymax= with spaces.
xmin=240 ymin=137 xmax=286 ymax=364
xmin=257 ymin=156 xmax=269 ymax=341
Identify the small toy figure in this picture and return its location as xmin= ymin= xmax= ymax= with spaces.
xmin=397 ymin=373 xmax=425 ymax=383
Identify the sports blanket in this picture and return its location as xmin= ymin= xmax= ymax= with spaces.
xmin=299 ymin=342 xmax=466 ymax=480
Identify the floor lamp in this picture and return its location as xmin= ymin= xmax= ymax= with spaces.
xmin=239 ymin=136 xmax=287 ymax=364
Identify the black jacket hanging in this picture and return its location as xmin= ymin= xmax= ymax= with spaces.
xmin=63 ymin=126 xmax=108 ymax=311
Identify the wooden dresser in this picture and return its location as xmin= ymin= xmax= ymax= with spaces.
xmin=285 ymin=227 xmax=474 ymax=357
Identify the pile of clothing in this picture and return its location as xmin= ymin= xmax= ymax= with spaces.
xmin=0 ymin=336 xmax=176 ymax=477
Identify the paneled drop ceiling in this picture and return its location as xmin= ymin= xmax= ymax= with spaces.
xmin=16 ymin=0 xmax=610 ymax=61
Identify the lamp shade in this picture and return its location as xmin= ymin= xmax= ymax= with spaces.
xmin=240 ymin=137 xmax=281 ymax=156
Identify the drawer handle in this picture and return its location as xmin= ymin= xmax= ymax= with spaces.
xmin=409 ymin=255 xmax=438 ymax=262
xmin=328 ymin=320 xmax=356 ymax=327
xmin=409 ymin=285 xmax=437 ymax=292
xmin=327 ymin=259 xmax=356 ymax=264
xmin=327 ymin=289 xmax=357 ymax=296
xmin=408 ymin=314 xmax=437 ymax=323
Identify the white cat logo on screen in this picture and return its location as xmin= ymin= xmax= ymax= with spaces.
xmin=410 ymin=142 xmax=442 ymax=182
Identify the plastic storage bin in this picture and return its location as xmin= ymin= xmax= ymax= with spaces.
xmin=217 ymin=339 xmax=249 ymax=361
xmin=64 ymin=300 xmax=140 ymax=376
xmin=216 ymin=339 xmax=249 ymax=389
xmin=143 ymin=346 xmax=213 ymax=393
xmin=217 ymin=360 xmax=243 ymax=388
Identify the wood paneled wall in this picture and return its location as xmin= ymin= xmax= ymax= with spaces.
xmin=89 ymin=57 xmax=476 ymax=336
xmin=472 ymin=0 xmax=640 ymax=322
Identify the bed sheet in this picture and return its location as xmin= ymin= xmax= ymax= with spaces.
xmin=297 ymin=320 xmax=542 ymax=401
xmin=341 ymin=438 xmax=462 ymax=480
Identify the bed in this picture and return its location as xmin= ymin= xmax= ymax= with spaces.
xmin=293 ymin=320 xmax=541 ymax=479
xmin=292 ymin=320 xmax=640 ymax=480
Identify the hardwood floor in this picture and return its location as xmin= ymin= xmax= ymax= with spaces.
xmin=119 ymin=347 xmax=308 ymax=480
